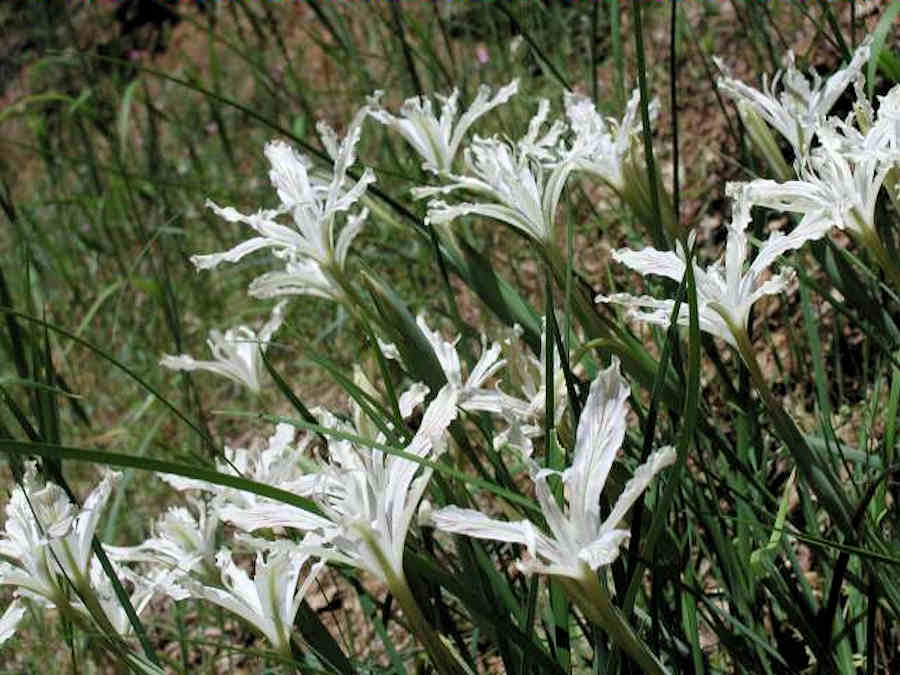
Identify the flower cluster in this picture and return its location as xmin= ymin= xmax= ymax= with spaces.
xmin=192 ymin=106 xmax=375 ymax=305
xmin=7 ymin=32 xmax=899 ymax=674
xmin=605 ymin=46 xmax=900 ymax=351
xmin=0 ymin=464 xmax=181 ymax=651
xmin=432 ymin=358 xmax=674 ymax=580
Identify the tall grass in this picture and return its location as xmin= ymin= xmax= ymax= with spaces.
xmin=1 ymin=1 xmax=899 ymax=673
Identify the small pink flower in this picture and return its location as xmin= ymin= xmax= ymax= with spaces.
xmin=476 ymin=44 xmax=489 ymax=65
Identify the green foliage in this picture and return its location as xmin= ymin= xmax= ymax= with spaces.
xmin=1 ymin=2 xmax=899 ymax=673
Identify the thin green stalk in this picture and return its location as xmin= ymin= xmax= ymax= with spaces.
xmin=388 ymin=1 xmax=424 ymax=96
xmin=384 ymin=567 xmax=468 ymax=675
xmin=609 ymin=0 xmax=624 ymax=106
xmin=853 ymin=219 xmax=900 ymax=292
xmin=726 ymin=319 xmax=853 ymax=531
xmin=562 ymin=571 xmax=669 ymax=675
xmin=632 ymin=0 xmax=667 ymax=250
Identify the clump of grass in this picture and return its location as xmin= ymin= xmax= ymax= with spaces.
xmin=1 ymin=2 xmax=899 ymax=673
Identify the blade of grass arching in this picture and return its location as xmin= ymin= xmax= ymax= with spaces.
xmin=406 ymin=552 xmax=567 ymax=675
xmin=1 ymin=308 xmax=212 ymax=446
xmin=867 ymin=1 xmax=900 ymax=98
xmin=254 ymin=412 xmax=541 ymax=516
xmin=631 ymin=0 xmax=667 ymax=251
xmin=623 ymin=242 xmax=699 ymax=621
xmin=494 ymin=3 xmax=572 ymax=91
xmin=0 ymin=377 xmax=83 ymax=400
xmin=0 ymin=439 xmax=321 ymax=515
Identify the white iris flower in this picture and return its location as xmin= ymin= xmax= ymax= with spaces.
xmin=381 ymin=314 xmax=507 ymax=416
xmin=191 ymin=105 xmax=374 ymax=303
xmin=597 ymin=186 xmax=830 ymax=348
xmin=218 ymin=385 xmax=458 ymax=585
xmin=369 ymin=80 xmax=519 ymax=174
xmin=0 ymin=465 xmax=125 ymax=642
xmin=106 ymin=498 xmax=219 ymax=582
xmin=716 ymin=37 xmax=872 ymax=158
xmin=414 ymin=99 xmax=574 ymax=245
xmin=432 ymin=358 xmax=674 ymax=580
xmin=160 ymin=300 xmax=287 ymax=392
xmin=180 ymin=545 xmax=323 ymax=654
xmin=564 ymin=88 xmax=650 ymax=192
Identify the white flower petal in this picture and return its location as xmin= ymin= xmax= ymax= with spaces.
xmin=0 ymin=600 xmax=26 ymax=646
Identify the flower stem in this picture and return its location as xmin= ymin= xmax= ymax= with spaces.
xmin=542 ymin=243 xmax=612 ymax=343
xmin=853 ymin=221 xmax=900 ymax=292
xmin=564 ymin=572 xmax=669 ymax=675
xmin=385 ymin=570 xmax=469 ymax=675
xmin=729 ymin=324 xmax=853 ymax=531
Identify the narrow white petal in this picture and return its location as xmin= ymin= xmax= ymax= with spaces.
xmin=569 ymin=358 xmax=630 ymax=523
xmin=611 ymin=247 xmax=686 ymax=282
xmin=219 ymin=502 xmax=334 ymax=534
xmin=601 ymin=446 xmax=676 ymax=533
xmin=431 ymin=506 xmax=534 ymax=546
xmin=449 ymin=79 xmax=519 ymax=162
xmin=190 ymin=237 xmax=278 ymax=271
xmin=578 ymin=529 xmax=631 ymax=570
xmin=0 ymin=600 xmax=26 ymax=646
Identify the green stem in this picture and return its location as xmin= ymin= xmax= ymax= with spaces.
xmin=737 ymin=103 xmax=793 ymax=182
xmin=563 ymin=571 xmax=669 ymax=675
xmin=359 ymin=526 xmax=467 ymax=675
xmin=728 ymin=322 xmax=853 ymax=531
xmin=385 ymin=570 xmax=469 ymax=675
xmin=853 ymin=218 xmax=900 ymax=292
xmin=541 ymin=243 xmax=611 ymax=342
